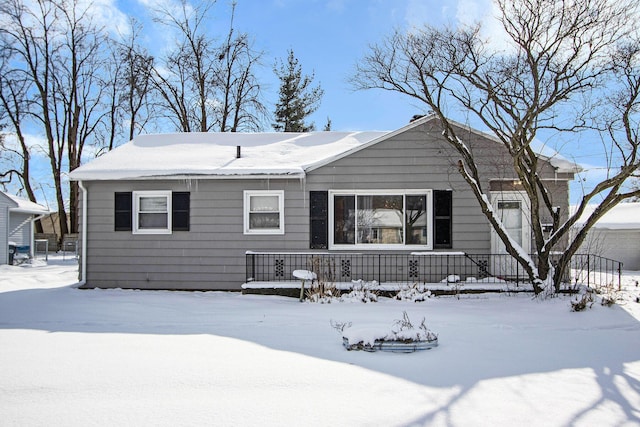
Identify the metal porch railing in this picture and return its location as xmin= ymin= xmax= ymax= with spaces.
xmin=245 ymin=251 xmax=622 ymax=288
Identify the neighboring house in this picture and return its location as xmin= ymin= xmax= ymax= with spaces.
xmin=574 ymin=203 xmax=640 ymax=270
xmin=1 ymin=191 xmax=51 ymax=265
xmin=69 ymin=115 xmax=578 ymax=290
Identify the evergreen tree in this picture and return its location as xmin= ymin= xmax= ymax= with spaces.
xmin=323 ymin=117 xmax=332 ymax=131
xmin=273 ymin=50 xmax=323 ymax=132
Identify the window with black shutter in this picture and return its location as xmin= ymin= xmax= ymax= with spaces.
xmin=114 ymin=192 xmax=132 ymax=231
xmin=434 ymin=190 xmax=452 ymax=248
xmin=309 ymin=191 xmax=328 ymax=249
xmin=115 ymin=191 xmax=190 ymax=233
xmin=172 ymin=192 xmax=190 ymax=231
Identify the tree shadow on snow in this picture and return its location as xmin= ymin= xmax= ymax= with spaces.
xmin=1 ymin=283 xmax=640 ymax=425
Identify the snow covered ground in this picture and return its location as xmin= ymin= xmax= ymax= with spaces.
xmin=1 ymin=255 xmax=639 ymax=426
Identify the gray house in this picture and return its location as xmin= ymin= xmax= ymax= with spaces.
xmin=69 ymin=115 xmax=577 ymax=290
xmin=1 ymin=191 xmax=50 ymax=265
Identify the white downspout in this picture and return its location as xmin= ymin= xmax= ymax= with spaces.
xmin=78 ymin=181 xmax=88 ymax=287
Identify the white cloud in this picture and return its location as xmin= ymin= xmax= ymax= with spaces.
xmin=403 ymin=0 xmax=512 ymax=52
xmin=404 ymin=0 xmax=432 ymax=28
xmin=75 ymin=0 xmax=130 ymax=37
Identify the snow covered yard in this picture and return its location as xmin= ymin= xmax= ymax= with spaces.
xmin=1 ymin=256 xmax=640 ymax=426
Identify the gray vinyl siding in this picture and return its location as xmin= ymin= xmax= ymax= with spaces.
xmin=1 ymin=204 xmax=9 ymax=264
xmin=79 ymin=120 xmax=571 ymax=290
xmin=82 ymin=179 xmax=310 ymax=290
xmin=306 ymin=121 xmax=521 ymax=253
xmin=9 ymin=213 xmax=32 ymax=246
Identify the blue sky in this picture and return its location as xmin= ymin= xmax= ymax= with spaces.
xmin=5 ymin=0 xmax=620 ymax=204
xmin=109 ymin=0 xmax=626 ymax=203
xmin=119 ymin=0 xmax=446 ymax=132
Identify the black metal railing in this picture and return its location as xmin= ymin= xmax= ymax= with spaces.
xmin=245 ymin=251 xmax=622 ymax=288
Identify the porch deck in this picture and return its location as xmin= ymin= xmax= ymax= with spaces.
xmin=243 ymin=251 xmax=622 ymax=297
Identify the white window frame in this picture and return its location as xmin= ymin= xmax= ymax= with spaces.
xmin=133 ymin=191 xmax=172 ymax=235
xmin=243 ymin=190 xmax=285 ymax=235
xmin=328 ymin=189 xmax=433 ymax=250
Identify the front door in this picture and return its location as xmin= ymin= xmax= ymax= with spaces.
xmin=490 ymin=191 xmax=531 ymax=279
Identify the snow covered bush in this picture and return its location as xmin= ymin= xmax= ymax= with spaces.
xmin=305 ymin=284 xmax=340 ymax=303
xmin=339 ymin=311 xmax=438 ymax=352
xmin=594 ymin=283 xmax=621 ymax=307
xmin=395 ymin=283 xmax=432 ymax=302
xmin=341 ymin=279 xmax=378 ymax=303
xmin=571 ymin=288 xmax=594 ymax=312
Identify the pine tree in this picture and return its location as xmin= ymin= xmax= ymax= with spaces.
xmin=273 ymin=50 xmax=323 ymax=132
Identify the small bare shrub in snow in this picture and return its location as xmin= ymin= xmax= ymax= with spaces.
xmin=330 ymin=319 xmax=352 ymax=333
xmin=571 ymin=288 xmax=594 ymax=312
xmin=306 ymin=256 xmax=340 ymax=303
xmin=341 ymin=279 xmax=378 ymax=303
xmin=305 ymin=284 xmax=340 ymax=303
xmin=594 ymin=283 xmax=621 ymax=307
xmin=395 ymin=283 xmax=432 ymax=302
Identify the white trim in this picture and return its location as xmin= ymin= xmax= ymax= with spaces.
xmin=78 ymin=181 xmax=87 ymax=286
xmin=328 ymin=189 xmax=433 ymax=251
xmin=243 ymin=190 xmax=285 ymax=235
xmin=133 ymin=191 xmax=172 ymax=234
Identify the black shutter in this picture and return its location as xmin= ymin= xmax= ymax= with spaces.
xmin=114 ymin=192 xmax=132 ymax=231
xmin=172 ymin=192 xmax=190 ymax=231
xmin=309 ymin=191 xmax=328 ymax=249
xmin=434 ymin=190 xmax=452 ymax=249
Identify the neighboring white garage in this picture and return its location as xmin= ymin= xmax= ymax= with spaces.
xmin=1 ymin=191 xmax=50 ymax=265
xmin=575 ymin=203 xmax=640 ymax=270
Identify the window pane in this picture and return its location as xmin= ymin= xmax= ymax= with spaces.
xmin=250 ymin=195 xmax=279 ymax=212
xmin=498 ymin=201 xmax=523 ymax=246
xmin=334 ymin=195 xmax=355 ymax=244
xmin=139 ymin=212 xmax=168 ymax=228
xmin=249 ymin=212 xmax=280 ymax=229
xmin=434 ymin=190 xmax=452 ymax=248
xmin=357 ymin=195 xmax=403 ymax=244
xmin=140 ymin=196 xmax=167 ymax=212
xmin=406 ymin=195 xmax=427 ymax=245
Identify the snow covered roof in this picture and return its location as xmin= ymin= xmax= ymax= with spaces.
xmin=1 ymin=191 xmax=50 ymax=215
xmin=69 ymin=131 xmax=389 ymax=181
xmin=573 ymin=202 xmax=640 ymax=230
xmin=69 ymin=115 xmax=580 ymax=181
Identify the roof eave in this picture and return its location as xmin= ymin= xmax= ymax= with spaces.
xmin=69 ymin=172 xmax=307 ymax=181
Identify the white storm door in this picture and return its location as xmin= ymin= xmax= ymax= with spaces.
xmin=490 ymin=192 xmax=531 ymax=255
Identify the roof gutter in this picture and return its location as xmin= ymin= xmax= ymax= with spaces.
xmin=77 ymin=180 xmax=87 ymax=287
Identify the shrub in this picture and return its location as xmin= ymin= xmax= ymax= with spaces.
xmin=571 ymin=290 xmax=594 ymax=312
xmin=341 ymin=279 xmax=378 ymax=303
xmin=395 ymin=283 xmax=432 ymax=302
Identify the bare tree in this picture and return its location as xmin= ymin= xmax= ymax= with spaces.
xmin=353 ymin=0 xmax=640 ymax=293
xmin=101 ymin=18 xmax=155 ymax=150
xmin=215 ymin=2 xmax=267 ymax=132
xmin=150 ymin=0 xmax=218 ymax=132
xmin=0 ymin=55 xmax=41 ymax=222
xmin=55 ymin=1 xmax=107 ymax=234
xmin=0 ymin=0 xmax=68 ymax=237
xmin=1 ymin=0 xmax=108 ymax=237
